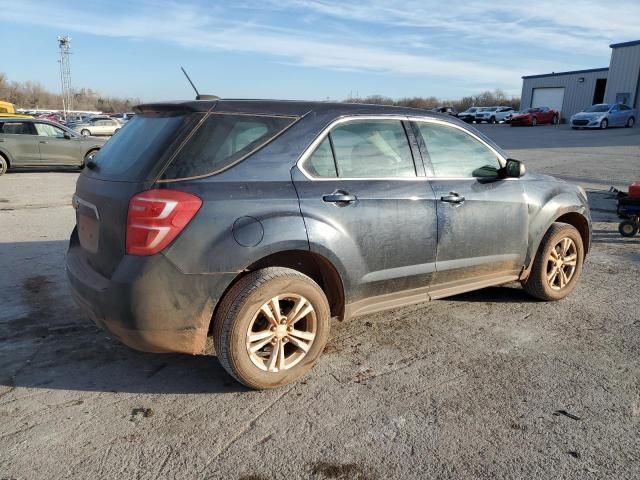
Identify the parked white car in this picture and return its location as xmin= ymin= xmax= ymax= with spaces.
xmin=72 ymin=117 xmax=122 ymax=136
xmin=474 ymin=106 xmax=515 ymax=124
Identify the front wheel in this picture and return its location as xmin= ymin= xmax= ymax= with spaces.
xmin=531 ymin=117 xmax=538 ymax=126
xmin=490 ymin=116 xmax=496 ymax=124
xmin=626 ymin=117 xmax=635 ymax=128
xmin=213 ymin=267 xmax=330 ymax=389
xmin=0 ymin=155 xmax=8 ymax=175
xmin=619 ymin=220 xmax=638 ymax=237
xmin=600 ymin=119 xmax=608 ymax=129
xmin=522 ymin=223 xmax=584 ymax=301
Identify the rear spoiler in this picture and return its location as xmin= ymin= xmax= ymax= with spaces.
xmin=134 ymin=100 xmax=218 ymax=114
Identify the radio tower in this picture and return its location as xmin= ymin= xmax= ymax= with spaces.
xmin=57 ymin=36 xmax=73 ymax=120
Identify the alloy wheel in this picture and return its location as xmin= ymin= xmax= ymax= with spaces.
xmin=546 ymin=237 xmax=578 ymax=290
xmin=246 ymin=294 xmax=317 ymax=372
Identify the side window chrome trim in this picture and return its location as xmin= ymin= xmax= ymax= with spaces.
xmin=408 ymin=116 xmax=507 ymax=173
xmin=297 ymin=115 xmax=424 ymax=181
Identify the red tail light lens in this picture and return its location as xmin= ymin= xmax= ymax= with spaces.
xmin=126 ymin=189 xmax=202 ymax=256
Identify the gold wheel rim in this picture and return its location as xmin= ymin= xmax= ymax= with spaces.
xmin=246 ymin=294 xmax=317 ymax=373
xmin=546 ymin=237 xmax=578 ymax=290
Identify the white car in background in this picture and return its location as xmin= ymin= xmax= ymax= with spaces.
xmin=474 ymin=106 xmax=515 ymax=124
xmin=72 ymin=116 xmax=122 ymax=136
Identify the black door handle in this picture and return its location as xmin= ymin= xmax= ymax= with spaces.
xmin=441 ymin=192 xmax=465 ymax=203
xmin=0 ymin=139 xmax=4 ymax=142
xmin=39 ymin=140 xmax=49 ymax=144
xmin=323 ymin=191 xmax=357 ymax=204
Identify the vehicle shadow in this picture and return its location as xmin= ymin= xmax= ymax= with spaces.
xmin=0 ymin=239 xmax=246 ymax=394
xmin=446 ymin=285 xmax=538 ymax=303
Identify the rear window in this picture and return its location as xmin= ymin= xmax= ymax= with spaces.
xmin=160 ymin=113 xmax=296 ymax=179
xmin=89 ymin=112 xmax=200 ymax=181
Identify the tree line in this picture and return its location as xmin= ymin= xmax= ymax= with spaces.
xmin=345 ymin=89 xmax=520 ymax=111
xmin=0 ymin=73 xmax=140 ymax=113
xmin=1 ymin=71 xmax=520 ymax=113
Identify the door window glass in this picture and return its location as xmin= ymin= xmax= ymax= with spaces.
xmin=329 ymin=120 xmax=415 ymax=178
xmin=35 ymin=123 xmax=65 ymax=137
xmin=305 ymin=137 xmax=337 ymax=177
xmin=416 ymin=122 xmax=500 ymax=178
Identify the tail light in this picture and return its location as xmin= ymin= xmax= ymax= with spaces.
xmin=126 ymin=189 xmax=202 ymax=256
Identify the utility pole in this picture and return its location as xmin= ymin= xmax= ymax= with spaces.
xmin=58 ymin=36 xmax=73 ymax=120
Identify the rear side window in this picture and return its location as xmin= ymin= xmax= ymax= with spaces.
xmin=303 ymin=120 xmax=416 ymax=178
xmin=0 ymin=121 xmax=35 ymax=135
xmin=161 ymin=114 xmax=296 ymax=179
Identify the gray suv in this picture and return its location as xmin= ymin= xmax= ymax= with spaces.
xmin=0 ymin=118 xmax=106 ymax=175
xmin=66 ymin=100 xmax=591 ymax=389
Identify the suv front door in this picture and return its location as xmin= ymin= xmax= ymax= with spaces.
xmin=0 ymin=120 xmax=40 ymax=165
xmin=292 ymin=117 xmax=438 ymax=316
xmin=411 ymin=118 xmax=528 ymax=297
xmin=34 ymin=122 xmax=80 ymax=165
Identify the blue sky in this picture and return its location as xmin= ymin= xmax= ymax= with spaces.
xmin=2 ymin=0 xmax=638 ymax=102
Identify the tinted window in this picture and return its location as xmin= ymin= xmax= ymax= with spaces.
xmin=0 ymin=122 xmax=34 ymax=135
xmin=35 ymin=123 xmax=65 ymax=137
xmin=305 ymin=137 xmax=337 ymax=178
xmin=89 ymin=112 xmax=199 ymax=181
xmin=327 ymin=120 xmax=415 ymax=178
xmin=585 ymin=104 xmax=610 ymax=113
xmin=416 ymin=122 xmax=500 ymax=178
xmin=161 ymin=114 xmax=296 ymax=179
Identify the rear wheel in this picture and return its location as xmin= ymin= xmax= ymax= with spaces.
xmin=490 ymin=116 xmax=496 ymax=124
xmin=80 ymin=129 xmax=91 ymax=136
xmin=0 ymin=155 xmax=8 ymax=175
xmin=619 ymin=220 xmax=638 ymax=237
xmin=213 ymin=267 xmax=330 ymax=389
xmin=82 ymin=149 xmax=99 ymax=168
xmin=626 ymin=117 xmax=635 ymax=128
xmin=600 ymin=119 xmax=608 ymax=129
xmin=552 ymin=115 xmax=559 ymax=125
xmin=522 ymin=223 xmax=584 ymax=301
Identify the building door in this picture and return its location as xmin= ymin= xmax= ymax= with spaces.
xmin=593 ymin=78 xmax=607 ymax=104
xmin=532 ymin=87 xmax=565 ymax=113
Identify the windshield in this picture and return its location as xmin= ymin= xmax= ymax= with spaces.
xmin=88 ymin=112 xmax=200 ymax=181
xmin=584 ymin=104 xmax=610 ymax=113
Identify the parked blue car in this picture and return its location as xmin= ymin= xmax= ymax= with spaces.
xmin=570 ymin=103 xmax=636 ymax=129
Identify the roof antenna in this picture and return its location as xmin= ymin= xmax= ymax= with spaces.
xmin=181 ymin=66 xmax=219 ymax=101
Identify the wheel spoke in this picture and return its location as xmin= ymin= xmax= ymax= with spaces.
xmin=564 ymin=254 xmax=577 ymax=266
xmin=289 ymin=328 xmax=315 ymax=342
xmin=559 ymin=269 xmax=567 ymax=288
xmin=277 ymin=340 xmax=286 ymax=371
xmin=287 ymin=335 xmax=311 ymax=352
xmin=287 ymin=297 xmax=307 ymax=323
xmin=267 ymin=340 xmax=280 ymax=372
xmin=549 ymin=248 xmax=559 ymax=260
xmin=548 ymin=270 xmax=558 ymax=287
xmin=260 ymin=303 xmax=278 ymax=326
xmin=269 ymin=296 xmax=283 ymax=323
xmin=562 ymin=238 xmax=571 ymax=255
xmin=288 ymin=304 xmax=314 ymax=325
xmin=249 ymin=335 xmax=274 ymax=353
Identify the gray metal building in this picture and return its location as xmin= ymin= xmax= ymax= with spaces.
xmin=520 ymin=40 xmax=640 ymax=121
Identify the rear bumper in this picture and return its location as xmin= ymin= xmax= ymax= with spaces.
xmin=66 ymin=230 xmax=236 ymax=354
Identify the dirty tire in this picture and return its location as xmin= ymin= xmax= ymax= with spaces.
xmin=0 ymin=154 xmax=7 ymax=175
xmin=522 ymin=222 xmax=584 ymax=301
xmin=213 ymin=267 xmax=330 ymax=389
xmin=618 ymin=220 xmax=638 ymax=237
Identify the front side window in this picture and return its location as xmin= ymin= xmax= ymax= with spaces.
xmin=35 ymin=123 xmax=65 ymax=138
xmin=304 ymin=119 xmax=416 ymax=178
xmin=415 ymin=122 xmax=501 ymax=178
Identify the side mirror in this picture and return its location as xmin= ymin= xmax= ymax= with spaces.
xmin=63 ymin=132 xmax=72 ymax=139
xmin=503 ymin=158 xmax=525 ymax=178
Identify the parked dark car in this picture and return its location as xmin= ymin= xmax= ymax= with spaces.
xmin=457 ymin=107 xmax=479 ymax=123
xmin=0 ymin=117 xmax=106 ymax=175
xmin=431 ymin=106 xmax=458 ymax=116
xmin=66 ymin=100 xmax=591 ymax=389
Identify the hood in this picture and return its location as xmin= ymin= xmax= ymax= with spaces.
xmin=573 ymin=111 xmax=606 ymax=119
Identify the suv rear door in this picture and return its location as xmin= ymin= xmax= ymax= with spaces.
xmin=292 ymin=117 xmax=438 ymax=315
xmin=0 ymin=120 xmax=40 ymax=165
xmin=411 ymin=118 xmax=528 ymax=297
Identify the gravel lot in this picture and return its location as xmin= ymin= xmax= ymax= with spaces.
xmin=1 ymin=124 xmax=639 ymax=479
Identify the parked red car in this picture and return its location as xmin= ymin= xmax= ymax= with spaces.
xmin=510 ymin=107 xmax=559 ymax=126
